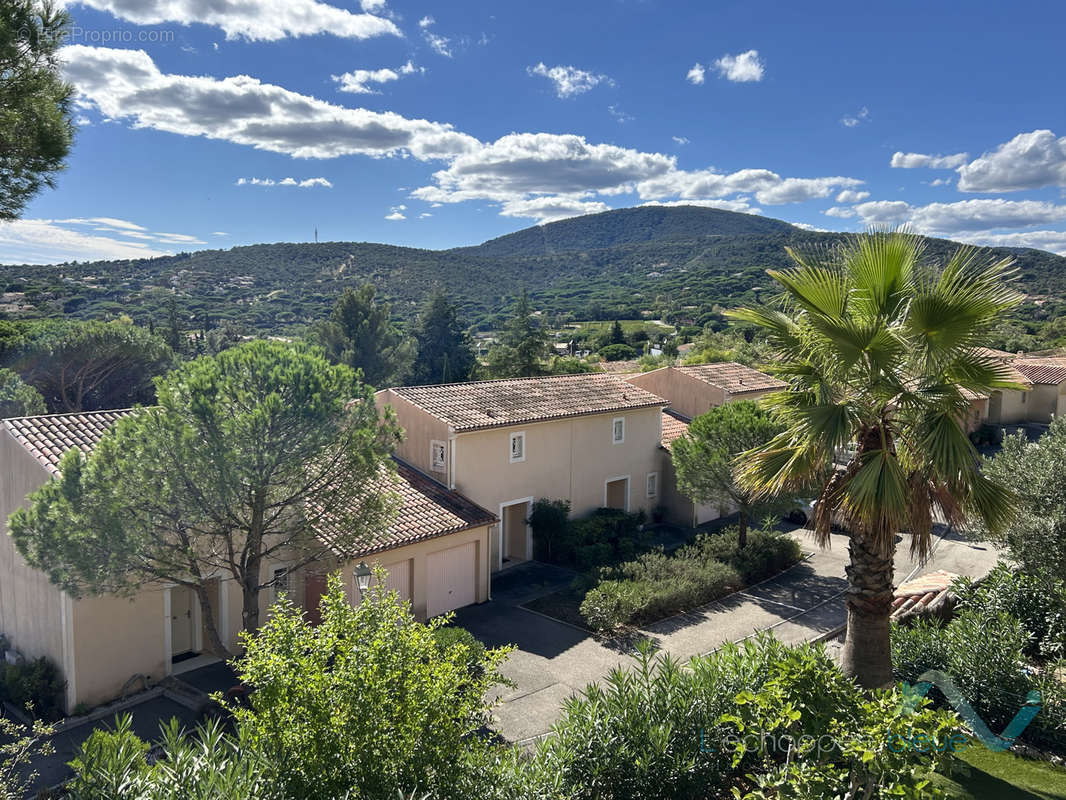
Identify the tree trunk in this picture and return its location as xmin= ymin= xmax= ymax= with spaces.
xmin=194 ymin=583 xmax=233 ymax=659
xmin=840 ymin=527 xmax=896 ymax=690
xmin=241 ymin=576 xmax=261 ymax=638
xmin=737 ymin=507 xmax=748 ymax=549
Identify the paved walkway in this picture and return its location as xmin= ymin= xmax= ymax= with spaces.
xmin=451 ymin=527 xmax=999 ymax=744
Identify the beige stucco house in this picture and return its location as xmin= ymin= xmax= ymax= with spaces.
xmin=377 ymin=374 xmax=667 ymax=571
xmin=0 ymin=410 xmax=495 ymax=712
xmin=624 ymin=363 xmax=787 ymax=421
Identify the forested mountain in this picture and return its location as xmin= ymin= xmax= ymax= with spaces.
xmin=3 ymin=206 xmax=1065 ymax=333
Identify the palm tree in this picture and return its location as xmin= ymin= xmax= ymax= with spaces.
xmin=728 ymin=232 xmax=1022 ymax=689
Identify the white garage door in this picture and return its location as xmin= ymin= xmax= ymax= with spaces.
xmin=383 ymin=559 xmax=412 ymax=601
xmin=426 ymin=542 xmax=477 ymax=618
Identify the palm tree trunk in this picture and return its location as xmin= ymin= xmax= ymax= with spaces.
xmin=840 ymin=526 xmax=895 ymax=689
xmin=737 ymin=507 xmax=748 ymax=549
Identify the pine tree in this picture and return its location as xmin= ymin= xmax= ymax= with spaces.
xmin=409 ymin=290 xmax=477 ymax=385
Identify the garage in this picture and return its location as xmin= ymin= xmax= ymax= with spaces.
xmin=382 ymin=559 xmax=412 ymax=601
xmin=426 ymin=542 xmax=477 ymax=618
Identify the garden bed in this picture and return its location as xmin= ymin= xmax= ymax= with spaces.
xmin=522 ymin=527 xmax=803 ymax=635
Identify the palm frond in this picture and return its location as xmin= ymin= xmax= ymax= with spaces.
xmin=844 ymin=230 xmax=921 ymax=319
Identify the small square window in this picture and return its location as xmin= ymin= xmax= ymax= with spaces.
xmin=272 ymin=567 xmax=291 ymax=600
xmin=612 ymin=417 xmax=625 ymax=444
xmin=430 ymin=440 xmax=447 ymax=472
xmin=509 ymin=432 xmax=526 ymax=463
xmin=646 ymin=472 xmax=658 ymax=498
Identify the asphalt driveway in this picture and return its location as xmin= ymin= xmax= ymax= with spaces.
xmin=451 ymin=527 xmax=999 ymax=744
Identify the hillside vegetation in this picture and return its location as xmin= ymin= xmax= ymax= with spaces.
xmin=2 ymin=206 xmax=1065 ymax=334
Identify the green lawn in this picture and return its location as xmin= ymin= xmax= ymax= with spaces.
xmin=936 ymin=742 xmax=1066 ymax=799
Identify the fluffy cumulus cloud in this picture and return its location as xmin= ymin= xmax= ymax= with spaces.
xmin=236 ymin=177 xmax=333 ymax=187
xmin=333 ymin=61 xmax=423 ymax=95
xmin=385 ymin=204 xmax=406 ymax=220
xmin=62 ymin=46 xmax=478 ymax=160
xmin=840 ymin=107 xmax=870 ymax=127
xmin=500 ymin=196 xmax=611 ymax=224
xmin=956 ymin=130 xmax=1066 ymax=192
xmin=636 ymin=167 xmax=862 ymax=205
xmin=848 ymin=198 xmax=1066 ymax=238
xmin=642 ymin=198 xmax=761 ymax=214
xmin=527 ymin=63 xmax=614 ymax=98
xmin=967 ymin=230 xmax=1066 ymax=256
xmin=714 ymin=50 xmax=764 ymax=82
xmin=835 ymin=189 xmax=869 ymax=203
xmin=0 ymin=217 xmax=205 ymax=264
xmin=890 ymin=151 xmax=968 ymax=169
xmin=68 ymin=0 xmax=399 ymax=41
xmin=686 ymin=63 xmax=706 ymax=85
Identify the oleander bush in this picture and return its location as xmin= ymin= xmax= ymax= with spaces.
xmin=693 ymin=527 xmax=803 ymax=583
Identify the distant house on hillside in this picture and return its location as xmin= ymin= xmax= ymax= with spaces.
xmin=969 ymin=348 xmax=1066 ymax=425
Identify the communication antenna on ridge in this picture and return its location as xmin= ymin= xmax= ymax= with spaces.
xmin=314 ymin=226 xmax=319 ymax=243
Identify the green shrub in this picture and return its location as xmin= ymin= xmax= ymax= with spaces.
xmin=535 ymin=635 xmax=959 ymax=800
xmin=432 ymin=625 xmax=488 ymax=671
xmin=953 ymin=563 xmax=1066 ymax=659
xmin=581 ymin=549 xmax=741 ymax=631
xmin=528 ymin=497 xmax=570 ymax=562
xmin=553 ymin=506 xmax=648 ymax=568
xmin=597 ymin=343 xmax=637 ymax=361
xmin=0 ymin=656 xmax=65 ymax=721
xmin=692 ymin=528 xmax=802 ymax=583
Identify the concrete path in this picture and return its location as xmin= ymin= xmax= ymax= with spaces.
xmin=451 ymin=527 xmax=1000 ymax=744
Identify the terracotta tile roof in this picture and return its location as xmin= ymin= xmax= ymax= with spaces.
xmin=2 ymin=410 xmax=495 ymax=555
xmin=676 ymin=362 xmax=787 ymax=395
xmin=389 ymin=374 xmax=666 ymax=431
xmin=959 ymin=387 xmax=989 ymax=402
xmin=1012 ymin=358 xmax=1066 ymax=385
xmin=890 ymin=570 xmax=959 ymax=620
xmin=320 ymin=459 xmax=497 ymax=558
xmin=660 ymin=410 xmax=690 ymax=452
xmin=2 ymin=409 xmax=135 ymax=476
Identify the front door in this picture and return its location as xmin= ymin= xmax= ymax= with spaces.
xmin=605 ymin=477 xmax=629 ymax=511
xmin=170 ymin=586 xmax=195 ymax=657
xmin=304 ymin=572 xmax=327 ymax=625
xmin=502 ymin=501 xmax=529 ymax=564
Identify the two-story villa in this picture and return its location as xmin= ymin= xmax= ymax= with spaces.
xmin=377 ymin=374 xmax=668 ymax=571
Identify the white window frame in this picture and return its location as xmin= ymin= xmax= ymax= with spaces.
xmin=646 ymin=471 xmax=659 ymax=498
xmin=430 ymin=439 xmax=447 ymax=473
xmin=272 ymin=566 xmax=292 ymax=600
xmin=509 ymin=431 xmax=526 ymax=463
xmin=612 ymin=416 xmax=625 ymax=444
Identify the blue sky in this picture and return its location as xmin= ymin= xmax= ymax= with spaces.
xmin=4 ymin=0 xmax=1066 ymax=264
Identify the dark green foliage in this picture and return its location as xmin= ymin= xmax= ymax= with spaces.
xmin=483 ymin=290 xmax=551 ymax=378
xmin=2 ymin=319 xmax=174 ymax=412
xmin=982 ymin=417 xmax=1066 ymax=578
xmin=408 ymin=289 xmax=477 ymax=385
xmin=953 ymin=563 xmax=1066 ymax=659
xmin=432 ymin=625 xmax=488 ymax=674
xmin=0 ymin=1 xmax=75 ymax=219
xmin=581 ymin=553 xmax=741 ymax=630
xmin=312 ymin=283 xmax=415 ymax=389
xmin=693 ymin=527 xmax=803 ymax=583
xmin=528 ymin=497 xmax=571 ymax=561
xmin=0 ymin=656 xmax=65 ymax=721
xmin=597 ymin=343 xmax=636 ymax=361
xmin=0 ymin=366 xmax=45 ymax=417
xmin=552 ymin=507 xmax=648 ymax=569
xmin=535 ymin=635 xmax=958 ymax=800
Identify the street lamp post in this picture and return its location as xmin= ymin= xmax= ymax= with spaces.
xmin=354 ymin=561 xmax=373 ymax=598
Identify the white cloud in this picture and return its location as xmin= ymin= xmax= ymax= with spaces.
xmin=840 ymin=107 xmax=870 ymax=127
xmin=333 ymin=60 xmax=423 ymax=94
xmin=360 ymin=0 xmax=386 ymax=10
xmin=418 ymin=16 xmax=452 ymax=57
xmin=527 ymin=63 xmax=614 ymax=98
xmin=636 ymin=167 xmax=863 ymax=205
xmin=835 ymin=189 xmax=869 ymax=203
xmin=686 ymin=63 xmax=706 ymax=85
xmin=929 ymin=178 xmax=953 ymax=187
xmin=713 ymin=50 xmax=764 ymax=82
xmin=608 ymin=105 xmax=633 ymax=123
xmin=673 ymin=136 xmax=689 ymax=145
xmin=890 ymin=151 xmax=968 ymax=169
xmin=642 ymin=198 xmax=761 ymax=214
xmin=0 ymin=217 xmax=209 ymax=264
xmin=824 ymin=206 xmax=856 ymax=218
xmin=499 ymin=195 xmax=611 ymax=224
xmin=957 ymin=130 xmax=1066 ymax=192
xmin=791 ymin=222 xmax=830 ymax=232
xmin=385 ymin=203 xmax=406 ymax=220
xmin=68 ymin=0 xmax=399 ymax=42
xmin=965 ymin=229 xmax=1066 ymax=256
xmin=212 ymin=231 xmax=228 ymax=236
xmin=62 ymin=46 xmax=478 ymax=161
xmin=851 ymin=198 xmax=1066 ymax=235
xmin=419 ymin=212 xmax=432 ymax=218
xmin=236 ymin=177 xmax=333 ymax=188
